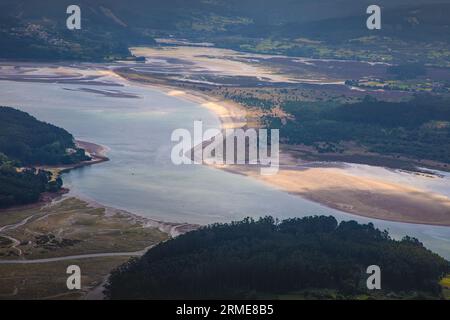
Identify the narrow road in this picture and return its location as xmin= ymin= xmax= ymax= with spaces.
xmin=0 ymin=215 xmax=35 ymax=232
xmin=0 ymin=214 xmax=39 ymax=257
xmin=1 ymin=234 xmax=22 ymax=256
xmin=0 ymin=246 xmax=153 ymax=264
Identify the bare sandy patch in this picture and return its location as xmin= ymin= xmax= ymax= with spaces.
xmin=225 ymin=165 xmax=450 ymax=226
xmin=130 ymin=46 xmax=297 ymax=83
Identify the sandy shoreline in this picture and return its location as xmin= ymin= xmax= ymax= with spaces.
xmin=115 ymin=72 xmax=450 ymax=227
xmin=71 ymin=193 xmax=199 ymax=238
xmin=223 ymin=165 xmax=450 ymax=227
xmin=119 ymin=79 xmax=251 ymax=130
xmin=35 ymin=140 xmax=110 ymax=174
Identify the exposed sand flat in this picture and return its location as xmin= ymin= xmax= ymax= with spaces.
xmin=0 ymin=62 xmax=126 ymax=87
xmin=130 ymin=46 xmax=298 ymax=83
xmin=222 ymin=165 xmax=450 ymax=226
xmin=144 ymin=85 xmax=251 ymax=129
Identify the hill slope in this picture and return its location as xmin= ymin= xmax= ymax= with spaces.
xmin=0 ymin=106 xmax=91 ymax=208
xmin=0 ymin=155 xmax=62 ymax=208
xmin=0 ymin=107 xmax=88 ymax=166
xmin=0 ymin=0 xmax=448 ymax=62
xmin=106 ymin=216 xmax=449 ymax=299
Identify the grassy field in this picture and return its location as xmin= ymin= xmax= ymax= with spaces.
xmin=0 ymin=197 xmax=168 ymax=260
xmin=0 ymin=256 xmax=130 ymax=299
xmin=0 ymin=197 xmax=170 ymax=299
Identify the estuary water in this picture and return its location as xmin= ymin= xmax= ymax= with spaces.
xmin=0 ymin=78 xmax=449 ymax=259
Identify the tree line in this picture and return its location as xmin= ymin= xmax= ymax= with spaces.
xmin=0 ymin=106 xmax=89 ymax=166
xmin=0 ymin=154 xmax=62 ymax=208
xmin=264 ymin=95 xmax=450 ymax=164
xmin=106 ymin=215 xmax=449 ymax=299
xmin=0 ymin=106 xmax=88 ymax=208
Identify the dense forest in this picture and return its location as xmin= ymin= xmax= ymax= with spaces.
xmin=0 ymin=154 xmax=62 ymax=208
xmin=0 ymin=106 xmax=88 ymax=208
xmin=0 ymin=107 xmax=89 ymax=166
xmin=105 ymin=216 xmax=449 ymax=299
xmin=265 ymin=95 xmax=450 ymax=164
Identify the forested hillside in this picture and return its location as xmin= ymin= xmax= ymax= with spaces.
xmin=106 ymin=216 xmax=449 ymax=299
xmin=0 ymin=107 xmax=89 ymax=208
xmin=0 ymin=107 xmax=89 ymax=165
xmin=265 ymin=95 xmax=450 ymax=164
xmin=0 ymin=154 xmax=62 ymax=208
xmin=0 ymin=0 xmax=448 ymax=64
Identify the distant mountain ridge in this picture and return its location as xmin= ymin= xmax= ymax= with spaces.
xmin=2 ymin=0 xmax=445 ymax=24
xmin=279 ymin=3 xmax=450 ymax=42
xmin=0 ymin=0 xmax=448 ymax=61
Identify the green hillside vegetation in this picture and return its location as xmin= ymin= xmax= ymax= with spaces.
xmin=0 ymin=107 xmax=89 ymax=166
xmin=0 ymin=106 xmax=89 ymax=208
xmin=0 ymin=1 xmax=145 ymax=61
xmin=0 ymin=154 xmax=62 ymax=208
xmin=105 ymin=216 xmax=449 ymax=299
xmin=0 ymin=1 xmax=449 ymax=64
xmin=265 ymin=95 xmax=450 ymax=164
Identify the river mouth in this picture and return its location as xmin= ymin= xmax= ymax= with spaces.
xmin=0 ymin=62 xmax=449 ymax=260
